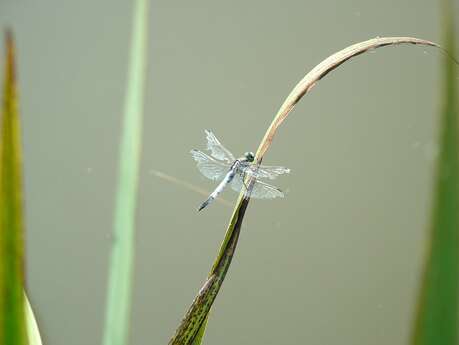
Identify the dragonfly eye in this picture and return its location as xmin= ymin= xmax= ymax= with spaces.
xmin=245 ymin=152 xmax=255 ymax=162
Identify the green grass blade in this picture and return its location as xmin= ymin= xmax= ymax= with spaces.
xmin=24 ymin=293 xmax=42 ymax=345
xmin=168 ymin=198 xmax=248 ymax=345
xmin=168 ymin=36 xmax=441 ymax=345
xmin=411 ymin=3 xmax=458 ymax=345
xmin=190 ymin=316 xmax=208 ymax=345
xmin=102 ymin=1 xmax=149 ymax=345
xmin=0 ymin=31 xmax=28 ymax=345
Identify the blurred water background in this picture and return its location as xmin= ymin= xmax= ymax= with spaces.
xmin=1 ymin=1 xmax=457 ymax=344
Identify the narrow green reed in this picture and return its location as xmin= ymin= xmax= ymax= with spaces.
xmin=412 ymin=3 xmax=458 ymax=345
xmin=102 ymin=1 xmax=150 ymax=345
xmin=0 ymin=31 xmax=27 ymax=345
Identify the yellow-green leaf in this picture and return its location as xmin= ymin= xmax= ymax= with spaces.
xmin=0 ymin=31 xmax=28 ymax=345
xmin=24 ymin=293 xmax=43 ymax=345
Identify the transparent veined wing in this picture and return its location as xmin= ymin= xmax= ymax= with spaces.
xmin=230 ymin=174 xmax=285 ymax=199
xmin=190 ymin=149 xmax=229 ymax=181
xmin=205 ymin=129 xmax=235 ymax=163
xmin=251 ymin=164 xmax=290 ymax=180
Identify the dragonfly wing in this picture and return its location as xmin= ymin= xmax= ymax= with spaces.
xmin=190 ymin=149 xmax=229 ymax=181
xmin=252 ymin=165 xmax=290 ymax=180
xmin=230 ymin=174 xmax=285 ymax=199
xmin=205 ymin=130 xmax=235 ymax=163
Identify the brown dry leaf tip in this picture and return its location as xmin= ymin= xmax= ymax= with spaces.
xmin=4 ymin=30 xmax=16 ymax=82
xmin=255 ymin=36 xmax=439 ymax=161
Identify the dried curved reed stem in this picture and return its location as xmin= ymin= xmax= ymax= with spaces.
xmin=168 ymin=36 xmax=440 ymax=345
xmin=255 ymin=36 xmax=438 ymax=160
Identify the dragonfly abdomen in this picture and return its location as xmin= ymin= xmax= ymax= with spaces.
xmin=198 ymin=162 xmax=239 ymax=211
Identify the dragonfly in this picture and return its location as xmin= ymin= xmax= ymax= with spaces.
xmin=191 ymin=130 xmax=290 ymax=211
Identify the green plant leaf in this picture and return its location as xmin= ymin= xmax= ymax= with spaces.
xmin=411 ymin=3 xmax=458 ymax=345
xmin=168 ymin=36 xmax=440 ymax=345
xmin=101 ymin=1 xmax=149 ymax=345
xmin=0 ymin=31 xmax=28 ymax=345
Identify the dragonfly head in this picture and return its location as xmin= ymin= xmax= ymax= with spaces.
xmin=244 ymin=151 xmax=255 ymax=162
